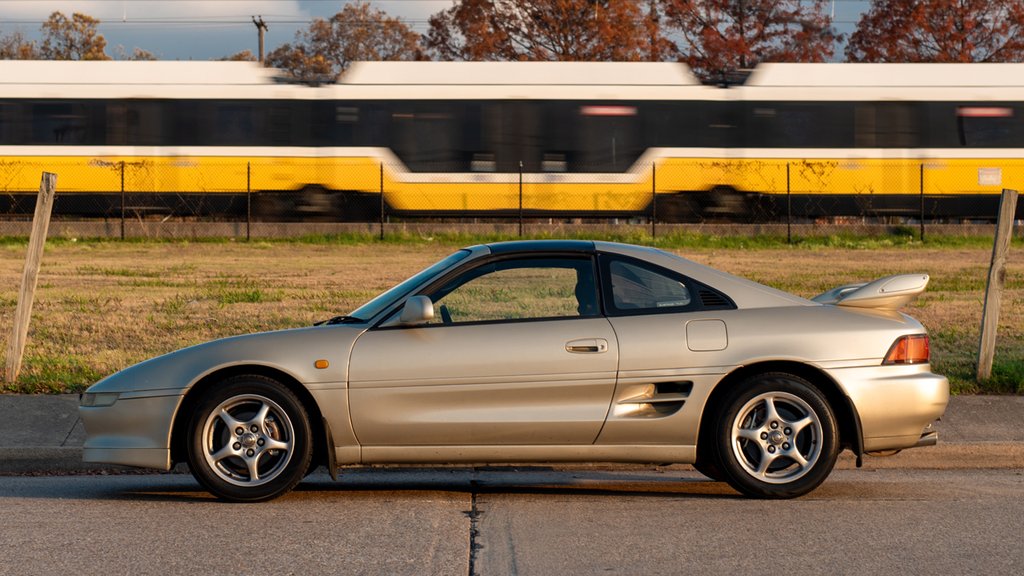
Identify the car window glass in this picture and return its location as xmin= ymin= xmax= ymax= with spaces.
xmin=349 ymin=249 xmax=471 ymax=321
xmin=609 ymin=259 xmax=691 ymax=310
xmin=428 ymin=257 xmax=597 ymax=324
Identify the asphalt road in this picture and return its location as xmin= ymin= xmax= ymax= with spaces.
xmin=1 ymin=467 xmax=1021 ymax=576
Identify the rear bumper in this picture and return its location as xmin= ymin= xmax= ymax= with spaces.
xmin=825 ymin=364 xmax=949 ymax=452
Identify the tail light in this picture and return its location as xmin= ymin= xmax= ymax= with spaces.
xmin=883 ymin=334 xmax=930 ymax=365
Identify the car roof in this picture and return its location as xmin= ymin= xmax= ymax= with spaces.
xmin=475 ymin=240 xmax=810 ymax=309
xmin=484 ymin=240 xmax=596 ymax=254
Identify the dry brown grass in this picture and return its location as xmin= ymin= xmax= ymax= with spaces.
xmin=0 ymin=240 xmax=1019 ymax=394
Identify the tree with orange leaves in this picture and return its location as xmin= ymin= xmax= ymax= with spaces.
xmin=845 ymin=0 xmax=1024 ymax=62
xmin=268 ymin=1 xmax=420 ymax=80
xmin=660 ymin=0 xmax=837 ymax=82
xmin=425 ymin=0 xmax=668 ymax=61
xmin=39 ymin=11 xmax=110 ymax=60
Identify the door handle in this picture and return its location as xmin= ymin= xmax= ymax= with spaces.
xmin=565 ymin=338 xmax=609 ymax=354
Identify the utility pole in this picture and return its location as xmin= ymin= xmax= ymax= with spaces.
xmin=252 ymin=16 xmax=268 ymax=64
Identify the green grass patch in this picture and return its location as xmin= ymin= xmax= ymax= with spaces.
xmin=3 ymin=354 xmax=105 ymax=394
xmin=205 ymin=276 xmax=281 ymax=306
xmin=940 ymin=357 xmax=1024 ymax=395
xmin=77 ymin=265 xmax=163 ymax=278
xmin=0 ymin=229 xmax=1018 ymax=250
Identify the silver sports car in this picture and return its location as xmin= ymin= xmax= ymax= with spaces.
xmin=80 ymin=240 xmax=948 ymax=501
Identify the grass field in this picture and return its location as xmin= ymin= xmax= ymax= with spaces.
xmin=0 ymin=234 xmax=1020 ymax=394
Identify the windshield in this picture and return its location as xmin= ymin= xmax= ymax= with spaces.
xmin=347 ymin=249 xmax=472 ymax=321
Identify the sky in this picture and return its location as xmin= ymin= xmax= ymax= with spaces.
xmin=0 ymin=0 xmax=871 ymax=61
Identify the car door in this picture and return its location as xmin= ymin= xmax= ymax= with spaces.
xmin=348 ymin=253 xmax=618 ymax=446
xmin=593 ymin=253 xmax=738 ymax=447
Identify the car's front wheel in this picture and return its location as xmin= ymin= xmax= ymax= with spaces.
xmin=714 ymin=372 xmax=838 ymax=499
xmin=187 ymin=376 xmax=312 ymax=502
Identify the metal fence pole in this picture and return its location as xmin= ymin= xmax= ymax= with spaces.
xmin=518 ymin=161 xmax=523 ymax=238
xmin=786 ymin=162 xmax=792 ymax=244
xmin=246 ymin=161 xmax=251 ymax=242
xmin=379 ymin=163 xmax=385 ymax=241
xmin=651 ymin=162 xmax=657 ymax=239
xmin=919 ymin=163 xmax=925 ymax=242
xmin=120 ymin=160 xmax=125 ymax=241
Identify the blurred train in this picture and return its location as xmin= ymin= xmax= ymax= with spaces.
xmin=0 ymin=60 xmax=1021 ymax=221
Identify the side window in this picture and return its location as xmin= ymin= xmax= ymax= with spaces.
xmin=600 ymin=255 xmax=735 ymax=315
xmin=426 ymin=257 xmax=598 ymax=324
xmin=608 ymin=259 xmax=691 ymax=311
xmin=957 ymin=106 xmax=1018 ymax=147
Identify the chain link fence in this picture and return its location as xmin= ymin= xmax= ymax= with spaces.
xmin=0 ymin=157 xmax=1020 ymax=239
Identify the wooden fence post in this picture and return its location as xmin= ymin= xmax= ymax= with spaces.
xmin=976 ymin=188 xmax=1018 ymax=382
xmin=5 ymin=173 xmax=57 ymax=384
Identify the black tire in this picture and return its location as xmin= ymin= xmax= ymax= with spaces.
xmin=713 ymin=372 xmax=838 ymax=499
xmin=187 ymin=375 xmax=313 ymax=502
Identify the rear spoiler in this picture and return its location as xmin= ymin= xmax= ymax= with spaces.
xmin=811 ymin=274 xmax=929 ymax=310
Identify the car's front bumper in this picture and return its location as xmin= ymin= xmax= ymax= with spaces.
xmin=79 ymin=391 xmax=183 ymax=470
xmin=825 ymin=363 xmax=949 ymax=452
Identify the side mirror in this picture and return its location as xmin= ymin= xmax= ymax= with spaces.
xmin=399 ymin=295 xmax=434 ymax=325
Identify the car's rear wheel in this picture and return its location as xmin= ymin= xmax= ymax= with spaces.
xmin=714 ymin=372 xmax=838 ymax=499
xmin=187 ymin=376 xmax=312 ymax=502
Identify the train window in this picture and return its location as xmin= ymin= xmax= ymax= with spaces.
xmin=106 ymin=103 xmax=127 ymax=145
xmin=576 ymin=104 xmax=641 ymax=172
xmin=356 ymin=104 xmax=390 ymax=147
xmin=0 ymin=102 xmax=22 ymax=144
xmin=310 ymin=100 xmax=335 ymax=146
xmin=957 ymin=106 xmax=1018 ymax=147
xmin=390 ymin=105 xmax=460 ymax=171
xmin=268 ymin=103 xmax=296 ymax=146
xmin=470 ymin=153 xmax=496 ymax=172
xmin=495 ymin=102 xmax=541 ymax=172
xmin=644 ymin=101 xmax=731 ymax=148
xmin=31 ymin=102 xmax=94 ymax=144
xmin=541 ymin=102 xmax=574 ymax=168
xmin=333 ymin=105 xmax=359 ymax=146
xmin=215 ymin=104 xmax=255 ymax=144
xmin=542 ymin=153 xmax=567 ymax=173
xmin=746 ymin=103 xmax=852 ymax=148
xmin=127 ymin=101 xmax=164 ymax=146
xmin=855 ymin=103 xmax=917 ymax=148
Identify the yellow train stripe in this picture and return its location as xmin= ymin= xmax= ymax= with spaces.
xmin=0 ymin=155 xmax=1015 ymax=213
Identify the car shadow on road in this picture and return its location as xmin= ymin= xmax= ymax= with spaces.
xmin=104 ymin=467 xmax=745 ymax=502
xmin=293 ymin=466 xmax=744 ymax=500
xmin=2 ymin=467 xmax=897 ymax=502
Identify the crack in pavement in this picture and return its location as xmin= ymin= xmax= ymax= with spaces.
xmin=466 ymin=480 xmax=481 ymax=576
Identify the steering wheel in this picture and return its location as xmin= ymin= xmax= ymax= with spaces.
xmin=439 ymin=304 xmax=453 ymax=325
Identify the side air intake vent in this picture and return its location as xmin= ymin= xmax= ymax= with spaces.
xmin=698 ymin=288 xmax=731 ymax=308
